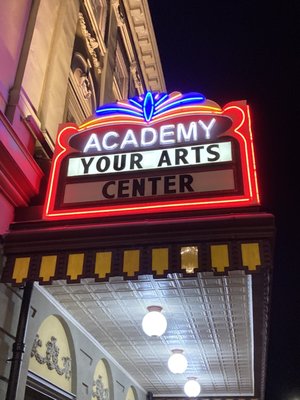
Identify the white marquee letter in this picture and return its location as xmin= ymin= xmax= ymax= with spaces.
xmin=103 ymin=131 xmax=119 ymax=150
xmin=160 ymin=124 xmax=175 ymax=145
xmin=177 ymin=122 xmax=197 ymax=143
xmin=83 ymin=133 xmax=101 ymax=153
xmin=120 ymin=129 xmax=139 ymax=149
xmin=141 ymin=127 xmax=158 ymax=147
xmin=198 ymin=118 xmax=216 ymax=139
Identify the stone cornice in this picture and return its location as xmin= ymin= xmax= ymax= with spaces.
xmin=123 ymin=0 xmax=166 ymax=93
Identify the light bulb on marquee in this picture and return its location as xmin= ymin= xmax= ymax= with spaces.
xmin=142 ymin=306 xmax=167 ymax=337
xmin=184 ymin=377 xmax=201 ymax=398
xmin=168 ymin=349 xmax=188 ymax=374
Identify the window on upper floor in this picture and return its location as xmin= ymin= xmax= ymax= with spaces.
xmin=113 ymin=35 xmax=129 ymax=100
xmin=86 ymin=0 xmax=109 ymax=42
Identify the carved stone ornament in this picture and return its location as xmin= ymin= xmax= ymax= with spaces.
xmin=117 ymin=5 xmax=125 ymax=24
xmin=130 ymin=61 xmax=142 ymax=89
xmin=92 ymin=374 xmax=109 ymax=400
xmin=31 ymin=334 xmax=71 ymax=380
xmin=78 ymin=73 xmax=92 ymax=99
xmin=78 ymin=12 xmax=102 ymax=74
xmin=114 ymin=2 xmax=125 ymax=26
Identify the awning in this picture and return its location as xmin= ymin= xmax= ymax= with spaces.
xmin=1 ymin=212 xmax=274 ymax=285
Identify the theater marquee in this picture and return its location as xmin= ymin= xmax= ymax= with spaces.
xmin=44 ymin=91 xmax=260 ymax=220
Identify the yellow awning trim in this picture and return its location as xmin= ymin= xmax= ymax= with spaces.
xmin=39 ymin=255 xmax=57 ymax=282
xmin=3 ymin=242 xmax=265 ymax=285
xmin=12 ymin=257 xmax=30 ymax=283
xmin=181 ymin=246 xmax=198 ymax=273
xmin=95 ymin=252 xmax=112 ymax=279
xmin=123 ymin=250 xmax=140 ymax=277
xmin=67 ymin=253 xmax=84 ymax=280
xmin=152 ymin=248 xmax=168 ymax=275
xmin=211 ymin=245 xmax=229 ymax=272
xmin=242 ymin=243 xmax=261 ymax=270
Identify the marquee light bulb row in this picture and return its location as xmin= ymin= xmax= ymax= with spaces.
xmin=142 ymin=306 xmax=201 ymax=397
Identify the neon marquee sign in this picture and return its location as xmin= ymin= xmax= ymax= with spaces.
xmin=44 ymin=91 xmax=260 ymax=220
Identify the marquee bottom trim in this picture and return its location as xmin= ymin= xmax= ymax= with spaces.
xmin=1 ymin=242 xmax=266 ymax=285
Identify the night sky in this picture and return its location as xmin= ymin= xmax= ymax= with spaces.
xmin=148 ymin=1 xmax=299 ymax=399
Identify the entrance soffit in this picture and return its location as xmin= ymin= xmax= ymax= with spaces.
xmin=1 ymin=212 xmax=274 ymax=398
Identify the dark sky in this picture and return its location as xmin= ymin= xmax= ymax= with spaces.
xmin=148 ymin=1 xmax=299 ymax=399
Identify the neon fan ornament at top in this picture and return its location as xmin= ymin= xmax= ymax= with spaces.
xmin=95 ymin=91 xmax=206 ymax=123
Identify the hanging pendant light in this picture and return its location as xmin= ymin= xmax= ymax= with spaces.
xmin=168 ymin=349 xmax=188 ymax=374
xmin=142 ymin=306 xmax=167 ymax=337
xmin=184 ymin=377 xmax=201 ymax=397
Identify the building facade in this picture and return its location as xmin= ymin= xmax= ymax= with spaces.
xmin=0 ymin=1 xmax=165 ymax=399
xmin=0 ymin=1 xmax=274 ymax=400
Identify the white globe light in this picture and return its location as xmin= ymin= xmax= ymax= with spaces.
xmin=168 ymin=349 xmax=188 ymax=374
xmin=184 ymin=378 xmax=201 ymax=397
xmin=142 ymin=306 xmax=167 ymax=337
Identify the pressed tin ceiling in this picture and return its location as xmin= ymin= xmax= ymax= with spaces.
xmin=43 ymin=270 xmax=254 ymax=398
